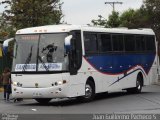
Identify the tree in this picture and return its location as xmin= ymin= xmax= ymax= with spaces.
xmin=143 ymin=0 xmax=160 ymax=41
xmin=119 ymin=9 xmax=136 ymax=28
xmin=143 ymin=0 xmax=160 ymax=29
xmin=92 ymin=8 xmax=151 ymax=29
xmin=0 ymin=15 xmax=15 ymax=40
xmin=119 ymin=8 xmax=151 ymax=28
xmin=107 ymin=11 xmax=121 ymax=28
xmin=91 ymin=15 xmax=108 ymax=27
xmin=1 ymin=0 xmax=63 ymax=29
xmin=92 ymin=12 xmax=121 ymax=28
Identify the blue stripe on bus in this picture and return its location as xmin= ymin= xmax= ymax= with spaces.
xmin=85 ymin=53 xmax=155 ymax=75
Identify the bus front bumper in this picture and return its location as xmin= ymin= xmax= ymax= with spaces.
xmin=12 ymin=85 xmax=69 ymax=99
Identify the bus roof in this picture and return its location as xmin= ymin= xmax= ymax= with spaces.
xmin=16 ymin=25 xmax=155 ymax=35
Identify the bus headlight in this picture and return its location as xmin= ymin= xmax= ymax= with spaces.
xmin=13 ymin=82 xmax=17 ymax=86
xmin=55 ymin=80 xmax=67 ymax=86
xmin=13 ymin=82 xmax=22 ymax=87
xmin=58 ymin=81 xmax=63 ymax=85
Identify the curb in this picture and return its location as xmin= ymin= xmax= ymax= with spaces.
xmin=152 ymin=82 xmax=160 ymax=86
xmin=155 ymin=82 xmax=160 ymax=86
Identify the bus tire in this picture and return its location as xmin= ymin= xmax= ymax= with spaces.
xmin=78 ymin=80 xmax=95 ymax=102
xmin=127 ymin=74 xmax=143 ymax=94
xmin=35 ymin=98 xmax=51 ymax=104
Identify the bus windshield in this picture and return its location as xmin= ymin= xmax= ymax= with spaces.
xmin=12 ymin=33 xmax=69 ymax=72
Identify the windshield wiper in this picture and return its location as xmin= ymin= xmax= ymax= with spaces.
xmin=38 ymin=56 xmax=49 ymax=71
xmin=22 ymin=46 xmax=33 ymax=71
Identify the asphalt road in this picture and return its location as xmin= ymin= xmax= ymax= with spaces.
xmin=0 ymin=85 xmax=160 ymax=119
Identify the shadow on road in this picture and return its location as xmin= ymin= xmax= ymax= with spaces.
xmin=16 ymin=91 xmax=154 ymax=107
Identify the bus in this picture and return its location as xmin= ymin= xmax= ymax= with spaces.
xmin=11 ymin=25 xmax=158 ymax=103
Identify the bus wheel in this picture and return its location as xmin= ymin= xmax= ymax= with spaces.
xmin=78 ymin=80 xmax=95 ymax=102
xmin=35 ymin=98 xmax=51 ymax=104
xmin=127 ymin=75 xmax=143 ymax=94
xmin=135 ymin=75 xmax=143 ymax=93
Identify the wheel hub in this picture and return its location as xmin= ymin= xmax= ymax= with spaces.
xmin=85 ymin=84 xmax=92 ymax=99
xmin=137 ymin=81 xmax=141 ymax=90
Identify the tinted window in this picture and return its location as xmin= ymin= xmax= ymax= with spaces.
xmin=124 ymin=35 xmax=135 ymax=51
xmin=71 ymin=31 xmax=82 ymax=68
xmin=146 ymin=36 xmax=155 ymax=51
xmin=135 ymin=35 xmax=145 ymax=51
xmin=84 ymin=33 xmax=98 ymax=53
xmin=100 ymin=34 xmax=112 ymax=52
xmin=112 ymin=35 xmax=124 ymax=51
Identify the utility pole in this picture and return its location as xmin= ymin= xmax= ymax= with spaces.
xmin=105 ymin=1 xmax=123 ymax=12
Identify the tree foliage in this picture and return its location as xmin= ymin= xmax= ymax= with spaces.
xmin=1 ymin=0 xmax=63 ymax=29
xmin=92 ymin=8 xmax=151 ymax=29
xmin=120 ymin=8 xmax=151 ymax=28
xmin=119 ymin=9 xmax=136 ymax=28
xmin=107 ymin=11 xmax=120 ymax=28
xmin=92 ymin=12 xmax=120 ymax=28
xmin=0 ymin=15 xmax=15 ymax=40
xmin=91 ymin=15 xmax=108 ymax=27
xmin=143 ymin=0 xmax=160 ymax=30
xmin=143 ymin=0 xmax=160 ymax=44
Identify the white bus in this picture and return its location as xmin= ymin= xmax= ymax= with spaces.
xmin=11 ymin=25 xmax=158 ymax=103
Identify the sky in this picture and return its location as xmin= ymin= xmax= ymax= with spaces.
xmin=0 ymin=0 xmax=143 ymax=25
xmin=61 ymin=0 xmax=143 ymax=25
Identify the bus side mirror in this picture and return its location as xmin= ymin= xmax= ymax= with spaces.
xmin=64 ymin=35 xmax=73 ymax=54
xmin=3 ymin=38 xmax=14 ymax=55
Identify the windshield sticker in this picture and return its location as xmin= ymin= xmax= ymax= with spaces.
xmin=38 ymin=63 xmax=62 ymax=71
xmin=15 ymin=64 xmax=36 ymax=71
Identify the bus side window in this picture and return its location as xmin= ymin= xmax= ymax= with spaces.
xmin=146 ymin=36 xmax=155 ymax=52
xmin=135 ymin=35 xmax=145 ymax=52
xmin=124 ymin=35 xmax=136 ymax=52
xmin=112 ymin=34 xmax=124 ymax=52
xmin=99 ymin=34 xmax=112 ymax=52
xmin=84 ymin=33 xmax=98 ymax=54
